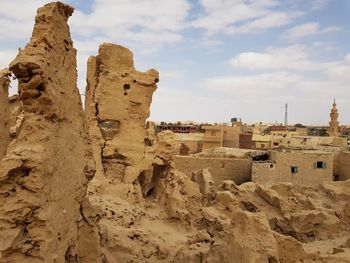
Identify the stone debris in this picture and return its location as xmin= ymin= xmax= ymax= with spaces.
xmin=0 ymin=2 xmax=349 ymax=263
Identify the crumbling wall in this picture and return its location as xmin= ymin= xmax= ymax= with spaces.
xmin=82 ymin=43 xmax=164 ymax=261
xmin=85 ymin=43 xmax=159 ymax=184
xmin=0 ymin=2 xmax=92 ymax=262
xmin=0 ymin=70 xmax=11 ymax=159
xmin=175 ymin=155 xmax=252 ymax=186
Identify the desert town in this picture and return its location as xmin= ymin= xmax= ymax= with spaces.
xmin=161 ymin=98 xmax=350 ymax=187
xmin=0 ymin=2 xmax=349 ymax=263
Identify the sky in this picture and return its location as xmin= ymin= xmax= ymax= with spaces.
xmin=0 ymin=0 xmax=349 ymax=125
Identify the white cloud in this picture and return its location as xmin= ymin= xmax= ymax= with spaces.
xmin=312 ymin=42 xmax=336 ymax=51
xmin=192 ymin=0 xmax=301 ymax=35
xmin=311 ymin=0 xmax=330 ymax=10
xmin=159 ymin=70 xmax=184 ymax=80
xmin=230 ymin=45 xmax=336 ymax=71
xmin=203 ymin=51 xmax=350 ymax=124
xmin=0 ymin=50 xmax=18 ymax=69
xmin=203 ymin=71 xmax=301 ymax=97
xmin=70 ymin=0 xmax=190 ymax=50
xmin=283 ymin=22 xmax=341 ymax=40
xmin=226 ymin=11 xmax=302 ymax=35
xmin=325 ymin=54 xmax=350 ymax=82
xmin=0 ymin=1 xmax=48 ymax=43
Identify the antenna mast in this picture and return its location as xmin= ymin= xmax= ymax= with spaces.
xmin=284 ymin=103 xmax=288 ymax=127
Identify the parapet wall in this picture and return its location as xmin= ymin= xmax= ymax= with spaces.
xmin=174 ymin=156 xmax=252 ymax=186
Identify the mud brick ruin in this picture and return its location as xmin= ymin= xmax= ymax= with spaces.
xmin=0 ymin=2 xmax=349 ymax=263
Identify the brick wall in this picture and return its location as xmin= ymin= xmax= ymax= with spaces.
xmin=174 ymin=156 xmax=252 ymax=186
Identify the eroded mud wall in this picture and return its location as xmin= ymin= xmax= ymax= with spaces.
xmin=0 ymin=2 xmax=92 ymax=262
xmin=85 ymin=43 xmax=159 ymax=185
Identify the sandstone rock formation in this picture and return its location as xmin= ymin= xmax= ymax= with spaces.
xmin=0 ymin=2 xmax=92 ymax=262
xmin=0 ymin=2 xmax=349 ymax=263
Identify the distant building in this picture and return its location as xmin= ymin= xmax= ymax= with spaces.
xmin=270 ymin=130 xmax=301 ymax=137
xmin=231 ymin=117 xmax=242 ymax=127
xmin=271 ymin=136 xmax=347 ymax=149
xmin=328 ymin=99 xmax=340 ymax=137
xmin=174 ymin=133 xmax=203 ymax=154
xmin=202 ymin=125 xmax=240 ymax=150
xmin=308 ymin=126 xmax=328 ymax=137
xmin=252 ymin=150 xmax=333 ymax=186
xmin=267 ymin=125 xmax=287 ymax=133
xmin=239 ymin=134 xmax=254 ymax=149
xmin=157 ymin=122 xmax=201 ymax=134
xmin=252 ymin=134 xmax=272 ymax=150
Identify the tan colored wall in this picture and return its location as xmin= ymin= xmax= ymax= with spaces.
xmin=203 ymin=141 xmax=221 ymax=150
xmin=202 ymin=126 xmax=223 ymax=150
xmin=223 ymin=126 xmax=240 ymax=148
xmin=255 ymin=141 xmax=271 ymax=150
xmin=295 ymin=127 xmax=308 ymax=136
xmin=202 ymin=125 xmax=240 ymax=150
xmin=272 ymin=136 xmax=347 ymax=149
xmin=252 ymin=151 xmax=333 ymax=186
xmin=333 ymin=137 xmax=347 ymax=147
xmin=338 ymin=151 xmax=350 ymax=181
xmin=176 ymin=139 xmax=202 ymax=154
xmin=175 ymin=156 xmax=252 ymax=186
xmin=271 ymin=131 xmax=300 ymax=137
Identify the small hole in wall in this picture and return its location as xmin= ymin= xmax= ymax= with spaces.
xmin=146 ymin=187 xmax=155 ymax=197
xmin=123 ymin=83 xmax=130 ymax=96
xmin=37 ymin=83 xmax=45 ymax=91
xmin=123 ymin=83 xmax=130 ymax=90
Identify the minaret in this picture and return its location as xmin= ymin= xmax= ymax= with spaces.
xmin=328 ymin=98 xmax=339 ymax=137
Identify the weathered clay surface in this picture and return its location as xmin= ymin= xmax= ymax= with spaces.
xmin=0 ymin=2 xmax=92 ymax=262
xmin=0 ymin=2 xmax=350 ymax=263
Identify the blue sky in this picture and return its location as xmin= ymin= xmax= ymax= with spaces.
xmin=0 ymin=0 xmax=349 ymax=125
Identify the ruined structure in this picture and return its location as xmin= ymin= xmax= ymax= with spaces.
xmin=0 ymin=2 xmax=349 ymax=263
xmin=0 ymin=3 xmax=92 ymax=262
